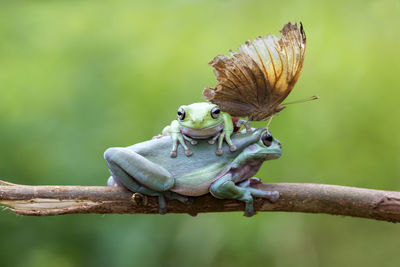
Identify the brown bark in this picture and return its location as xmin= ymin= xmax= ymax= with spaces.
xmin=1 ymin=179 xmax=400 ymax=223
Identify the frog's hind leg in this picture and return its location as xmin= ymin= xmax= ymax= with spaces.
xmin=104 ymin=147 xmax=191 ymax=214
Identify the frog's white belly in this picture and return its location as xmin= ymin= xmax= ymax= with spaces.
xmin=180 ymin=122 xmax=224 ymax=139
xmin=170 ymin=162 xmax=227 ymax=196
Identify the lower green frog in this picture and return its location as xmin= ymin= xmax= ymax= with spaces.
xmin=105 ymin=128 xmax=281 ymax=217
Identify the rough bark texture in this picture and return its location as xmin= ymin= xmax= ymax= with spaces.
xmin=1 ymin=180 xmax=400 ymax=223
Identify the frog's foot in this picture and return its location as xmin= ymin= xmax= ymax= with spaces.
xmin=184 ymin=148 xmax=193 ymax=157
xmin=182 ymin=134 xmax=198 ymax=145
xmin=229 ymin=144 xmax=237 ymax=152
xmin=107 ymin=176 xmax=123 ymax=187
xmin=242 ymin=184 xmax=280 ymax=203
xmin=170 ymin=151 xmax=177 ymax=158
xmin=164 ymin=191 xmax=193 ymax=205
xmin=156 ymin=192 xmax=193 ymax=214
xmin=208 ymin=133 xmax=221 ymax=145
xmin=171 ymin=147 xmax=192 ymax=157
xmin=158 ymin=194 xmax=168 ymax=215
xmin=244 ymin=201 xmax=255 ymax=217
xmin=263 ymin=190 xmax=280 ymax=203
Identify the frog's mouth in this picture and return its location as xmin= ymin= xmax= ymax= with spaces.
xmin=265 ymin=152 xmax=282 ymax=160
xmin=180 ymin=122 xmax=224 ymax=139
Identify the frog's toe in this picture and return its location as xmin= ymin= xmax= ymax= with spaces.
xmin=268 ymin=191 xmax=280 ymax=203
xmin=190 ymin=140 xmax=198 ymax=145
xmin=216 ymin=149 xmax=223 ymax=156
xmin=244 ymin=205 xmax=255 ymax=217
xmin=229 ymin=145 xmax=237 ymax=152
xmin=208 ymin=139 xmax=216 ymax=145
xmin=184 ymin=197 xmax=194 ymax=205
xmin=184 ymin=149 xmax=193 ymax=157
xmin=170 ymin=150 xmax=177 ymax=158
xmin=158 ymin=195 xmax=168 ymax=215
xmin=159 ymin=206 xmax=168 ymax=215
xmin=107 ymin=176 xmax=120 ymax=187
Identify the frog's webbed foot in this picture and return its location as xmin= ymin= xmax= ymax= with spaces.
xmin=182 ymin=134 xmax=198 ymax=145
xmin=238 ymin=178 xmax=280 ymax=203
xmin=244 ymin=201 xmax=255 ymax=217
xmin=263 ymin=190 xmax=280 ymax=203
xmin=158 ymin=194 xmax=168 ymax=214
xmin=208 ymin=132 xmax=221 ymax=145
xmin=164 ymin=191 xmax=193 ymax=205
xmin=156 ymin=191 xmax=194 ymax=214
xmin=107 ymin=176 xmax=122 ymax=187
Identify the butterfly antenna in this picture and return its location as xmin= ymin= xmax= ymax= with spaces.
xmin=283 ymin=95 xmax=319 ymax=105
xmin=266 ymin=116 xmax=274 ymax=131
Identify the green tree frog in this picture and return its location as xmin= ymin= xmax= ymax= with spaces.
xmin=160 ymin=102 xmax=237 ymax=157
xmin=105 ymin=128 xmax=281 ymax=217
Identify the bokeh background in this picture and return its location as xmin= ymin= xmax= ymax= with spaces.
xmin=1 ymin=0 xmax=400 ymax=266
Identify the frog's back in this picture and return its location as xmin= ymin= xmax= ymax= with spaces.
xmin=127 ymin=129 xmax=263 ymax=196
xmin=128 ymin=136 xmax=239 ymax=177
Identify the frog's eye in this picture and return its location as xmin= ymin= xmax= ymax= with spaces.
xmin=177 ymin=107 xmax=186 ymax=121
xmin=262 ymin=132 xmax=273 ymax=147
xmin=210 ymin=106 xmax=220 ymax=119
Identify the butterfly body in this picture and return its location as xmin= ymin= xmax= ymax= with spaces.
xmin=203 ymin=22 xmax=306 ymax=121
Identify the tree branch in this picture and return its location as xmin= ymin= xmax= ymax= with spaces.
xmin=1 ymin=179 xmax=400 ymax=223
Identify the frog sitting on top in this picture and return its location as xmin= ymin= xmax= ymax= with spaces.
xmin=160 ymin=102 xmax=238 ymax=157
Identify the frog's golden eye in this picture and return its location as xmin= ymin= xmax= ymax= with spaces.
xmin=210 ymin=106 xmax=220 ymax=119
xmin=262 ymin=132 xmax=273 ymax=147
xmin=177 ymin=107 xmax=186 ymax=121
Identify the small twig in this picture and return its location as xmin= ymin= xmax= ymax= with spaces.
xmin=1 ymin=179 xmax=400 ymax=222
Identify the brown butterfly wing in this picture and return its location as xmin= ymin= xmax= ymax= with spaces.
xmin=203 ymin=22 xmax=306 ymax=121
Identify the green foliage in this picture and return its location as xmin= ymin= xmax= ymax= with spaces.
xmin=1 ymin=0 xmax=399 ymax=266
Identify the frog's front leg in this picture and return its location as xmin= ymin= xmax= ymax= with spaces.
xmin=169 ymin=120 xmax=193 ymax=158
xmin=215 ymin=113 xmax=237 ymax=155
xmin=104 ymin=147 xmax=191 ymax=214
xmin=210 ymin=174 xmax=279 ymax=217
xmin=237 ymin=178 xmax=279 ymax=202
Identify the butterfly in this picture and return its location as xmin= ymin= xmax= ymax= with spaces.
xmin=203 ymin=22 xmax=307 ymax=121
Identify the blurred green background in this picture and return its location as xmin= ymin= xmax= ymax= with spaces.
xmin=1 ymin=0 xmax=399 ymax=266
